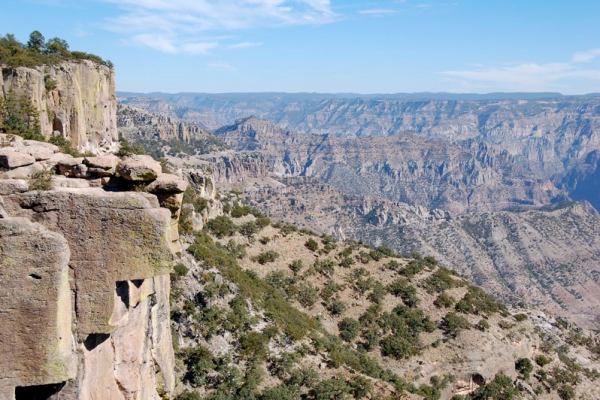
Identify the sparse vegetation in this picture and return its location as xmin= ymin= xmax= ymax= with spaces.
xmin=28 ymin=169 xmax=53 ymax=190
xmin=0 ymin=31 xmax=113 ymax=68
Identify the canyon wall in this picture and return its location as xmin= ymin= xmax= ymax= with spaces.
xmin=1 ymin=60 xmax=118 ymax=153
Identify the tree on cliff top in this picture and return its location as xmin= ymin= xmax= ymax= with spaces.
xmin=0 ymin=31 xmax=113 ymax=68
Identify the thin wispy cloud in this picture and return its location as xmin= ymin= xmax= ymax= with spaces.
xmin=358 ymin=8 xmax=397 ymax=16
xmin=228 ymin=41 xmax=263 ymax=49
xmin=207 ymin=61 xmax=236 ymax=71
xmin=102 ymin=0 xmax=336 ymax=54
xmin=443 ymin=50 xmax=600 ymax=92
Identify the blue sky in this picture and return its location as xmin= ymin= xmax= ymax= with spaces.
xmin=3 ymin=0 xmax=600 ymax=94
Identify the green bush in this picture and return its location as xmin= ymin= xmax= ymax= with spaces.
xmin=471 ymin=372 xmax=518 ymax=400
xmin=206 ymin=216 xmax=236 ymax=238
xmin=252 ymin=250 xmax=280 ymax=265
xmin=326 ymin=297 xmax=346 ymax=316
xmin=513 ymin=313 xmax=528 ymax=322
xmin=314 ymin=259 xmax=335 ymax=277
xmin=176 ymin=390 xmax=202 ymax=400
xmin=387 ymin=278 xmax=419 ymax=307
xmin=116 ymin=137 xmax=146 ymax=157
xmin=455 ymin=286 xmax=505 ymax=315
xmin=182 ymin=345 xmax=216 ymax=387
xmin=338 ymin=318 xmax=360 ymax=342
xmin=28 ymin=169 xmax=53 ymax=191
xmin=239 ymin=331 xmax=269 ymax=360
xmin=557 ymin=384 xmax=576 ymax=400
xmin=48 ymin=134 xmax=83 ymax=157
xmin=311 ymin=377 xmax=350 ymax=400
xmin=475 ymin=319 xmax=490 ymax=332
xmin=296 ymin=284 xmax=319 ymax=308
xmin=173 ymin=263 xmax=189 ymax=277
xmin=535 ymin=354 xmax=552 ymax=367
xmin=440 ymin=312 xmax=470 ymax=338
xmin=0 ymin=93 xmax=43 ymax=140
xmin=305 ymin=238 xmax=319 ymax=252
xmin=515 ymin=357 xmax=533 ymax=379
xmin=433 ymin=293 xmax=455 ymax=308
xmin=422 ymin=268 xmax=459 ymax=293
xmin=258 ymin=384 xmax=301 ymax=400
xmin=182 ymin=186 xmax=208 ymax=212
xmin=288 ymin=259 xmax=303 ymax=275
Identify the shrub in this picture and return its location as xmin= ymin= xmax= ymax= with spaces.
xmin=399 ymin=259 xmax=425 ymax=277
xmin=173 ymin=263 xmax=188 ymax=277
xmin=314 ymin=259 xmax=335 ymax=277
xmin=311 ymin=377 xmax=350 ymax=400
xmin=387 ymin=278 xmax=419 ymax=307
xmin=44 ymin=75 xmax=57 ymax=91
xmin=439 ymin=312 xmax=471 ymax=338
xmin=326 ymin=297 xmax=346 ymax=316
xmin=475 ymin=319 xmax=490 ymax=332
xmin=252 ymin=250 xmax=279 ymax=265
xmin=116 ymin=137 xmax=146 ymax=157
xmin=368 ymin=282 xmax=386 ymax=304
xmin=455 ymin=286 xmax=505 ymax=315
xmin=305 ymin=238 xmax=319 ymax=252
xmin=557 ymin=384 xmax=576 ymax=400
xmin=239 ymin=331 xmax=269 ymax=360
xmin=515 ymin=357 xmax=533 ymax=379
xmin=380 ymin=332 xmax=420 ymax=359
xmin=183 ymin=345 xmax=216 ymax=386
xmin=49 ymin=134 xmax=83 ymax=157
xmin=259 ymin=384 xmax=301 ymax=400
xmin=338 ymin=318 xmax=360 ymax=342
xmin=182 ymin=186 xmax=208 ymax=212
xmin=434 ymin=293 xmax=455 ymax=308
xmin=471 ymin=372 xmax=518 ymax=400
xmin=513 ymin=313 xmax=528 ymax=322
xmin=238 ymin=221 xmax=259 ymax=238
xmin=535 ymin=354 xmax=552 ymax=367
xmin=28 ymin=169 xmax=53 ymax=191
xmin=348 ymin=375 xmax=373 ymax=398
xmin=296 ymin=284 xmax=319 ymax=308
xmin=206 ymin=216 xmax=236 ymax=238
xmin=422 ymin=268 xmax=459 ymax=293
xmin=288 ymin=259 xmax=303 ymax=275
xmin=0 ymin=93 xmax=43 ymax=140
xmin=176 ymin=391 xmax=202 ymax=400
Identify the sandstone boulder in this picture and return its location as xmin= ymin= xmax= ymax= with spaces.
xmin=56 ymin=156 xmax=87 ymax=178
xmin=117 ymin=155 xmax=162 ymax=181
xmin=146 ymin=173 xmax=188 ymax=193
xmin=0 ymin=149 xmax=35 ymax=169
xmin=3 ymin=162 xmax=44 ymax=179
xmin=2 ymin=188 xmax=173 ymax=337
xmin=84 ymin=154 xmax=119 ymax=177
xmin=0 ymin=179 xmax=29 ymax=195
xmin=0 ymin=217 xmax=76 ymax=397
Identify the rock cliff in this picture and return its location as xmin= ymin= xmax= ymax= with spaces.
xmin=1 ymin=60 xmax=118 ymax=153
xmin=0 ymin=134 xmax=186 ymax=399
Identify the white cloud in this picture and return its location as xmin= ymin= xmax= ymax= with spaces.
xmin=228 ymin=41 xmax=263 ymax=49
xmin=358 ymin=8 xmax=397 ymax=16
xmin=102 ymin=0 xmax=335 ymax=54
xmin=442 ymin=50 xmax=600 ymax=92
xmin=572 ymin=48 xmax=600 ymax=63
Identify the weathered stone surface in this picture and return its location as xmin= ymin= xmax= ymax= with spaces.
xmin=52 ymin=176 xmax=90 ymax=189
xmin=3 ymin=162 xmax=44 ymax=179
xmin=84 ymin=154 xmax=119 ymax=177
xmin=12 ymin=140 xmax=59 ymax=161
xmin=0 ymin=179 xmax=28 ymax=195
xmin=0 ymin=149 xmax=35 ymax=169
xmin=117 ymin=155 xmax=162 ymax=181
xmin=146 ymin=173 xmax=188 ymax=193
xmin=1 ymin=61 xmax=118 ymax=154
xmin=2 ymin=188 xmax=173 ymax=337
xmin=56 ymin=157 xmax=87 ymax=178
xmin=77 ymin=276 xmax=174 ymax=400
xmin=0 ymin=217 xmax=75 ymax=398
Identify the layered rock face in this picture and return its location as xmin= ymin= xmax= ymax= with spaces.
xmin=0 ymin=136 xmax=186 ymax=399
xmin=1 ymin=60 xmax=118 ymax=153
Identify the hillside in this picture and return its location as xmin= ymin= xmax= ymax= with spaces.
xmin=170 ymin=187 xmax=600 ymax=400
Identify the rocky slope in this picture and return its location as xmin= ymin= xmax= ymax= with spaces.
xmin=234 ymin=177 xmax=600 ymax=329
xmin=2 ymin=61 xmax=118 ymax=153
xmin=168 ymin=186 xmax=600 ymax=400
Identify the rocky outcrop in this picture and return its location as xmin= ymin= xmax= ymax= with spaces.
xmin=1 ymin=60 xmax=118 ymax=153
xmin=0 ymin=137 xmax=184 ymax=399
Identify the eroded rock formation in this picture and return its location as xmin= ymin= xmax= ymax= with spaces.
xmin=0 ymin=135 xmax=186 ymax=399
xmin=1 ymin=60 xmax=118 ymax=153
